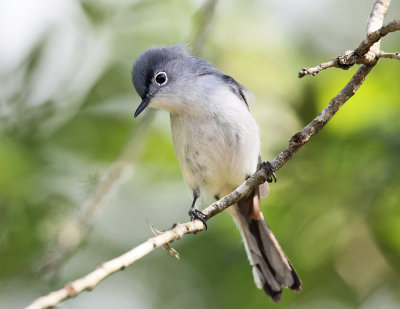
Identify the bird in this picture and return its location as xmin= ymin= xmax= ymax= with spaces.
xmin=131 ymin=44 xmax=301 ymax=302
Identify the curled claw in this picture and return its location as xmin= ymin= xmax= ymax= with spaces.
xmin=188 ymin=209 xmax=208 ymax=230
xmin=262 ymin=161 xmax=277 ymax=183
xmin=267 ymin=172 xmax=277 ymax=183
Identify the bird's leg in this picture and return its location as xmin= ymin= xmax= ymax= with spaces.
xmin=188 ymin=189 xmax=207 ymax=230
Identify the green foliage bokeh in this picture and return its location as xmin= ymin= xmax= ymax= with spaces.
xmin=1 ymin=0 xmax=400 ymax=308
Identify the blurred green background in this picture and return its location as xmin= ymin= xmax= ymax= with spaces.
xmin=1 ymin=0 xmax=400 ymax=308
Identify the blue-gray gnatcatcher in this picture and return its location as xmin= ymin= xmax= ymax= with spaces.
xmin=131 ymin=44 xmax=301 ymax=302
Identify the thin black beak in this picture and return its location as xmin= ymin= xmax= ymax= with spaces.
xmin=134 ymin=96 xmax=151 ymax=117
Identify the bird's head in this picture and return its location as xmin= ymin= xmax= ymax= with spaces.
xmin=131 ymin=44 xmax=215 ymax=117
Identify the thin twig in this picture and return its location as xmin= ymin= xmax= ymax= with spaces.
xmin=26 ymin=1 xmax=394 ymax=308
xmin=367 ymin=0 xmax=391 ymax=34
xmin=355 ymin=19 xmax=400 ymax=59
xmin=299 ymin=19 xmax=399 ymax=78
xmin=297 ymin=60 xmax=337 ymax=77
xmin=377 ymin=51 xmax=400 ymax=60
xmin=299 ymin=50 xmax=356 ymax=77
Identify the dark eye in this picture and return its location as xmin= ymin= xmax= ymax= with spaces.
xmin=155 ymin=72 xmax=168 ymax=85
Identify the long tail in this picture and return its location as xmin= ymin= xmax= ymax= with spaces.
xmin=229 ymin=188 xmax=301 ymax=302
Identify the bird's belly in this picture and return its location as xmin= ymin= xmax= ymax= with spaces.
xmin=171 ymin=114 xmax=260 ymax=198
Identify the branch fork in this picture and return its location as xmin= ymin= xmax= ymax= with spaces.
xmin=299 ymin=19 xmax=400 ymax=78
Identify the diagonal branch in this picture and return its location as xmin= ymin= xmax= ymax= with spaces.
xmin=355 ymin=19 xmax=399 ymax=56
xmin=23 ymin=63 xmax=378 ymax=309
xmin=271 ymin=64 xmax=374 ymax=171
xmin=25 ymin=1 xmax=394 ymax=308
xmin=23 ymin=63 xmax=376 ymax=309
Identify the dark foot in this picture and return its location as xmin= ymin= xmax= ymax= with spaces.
xmin=262 ymin=161 xmax=277 ymax=183
xmin=188 ymin=208 xmax=208 ymax=230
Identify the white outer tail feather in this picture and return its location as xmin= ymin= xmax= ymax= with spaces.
xmin=228 ymin=205 xmax=301 ymax=303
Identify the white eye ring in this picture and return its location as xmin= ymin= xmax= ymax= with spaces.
xmin=155 ymin=71 xmax=168 ymax=85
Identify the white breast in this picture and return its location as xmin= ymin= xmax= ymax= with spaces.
xmin=170 ymin=80 xmax=260 ymax=198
